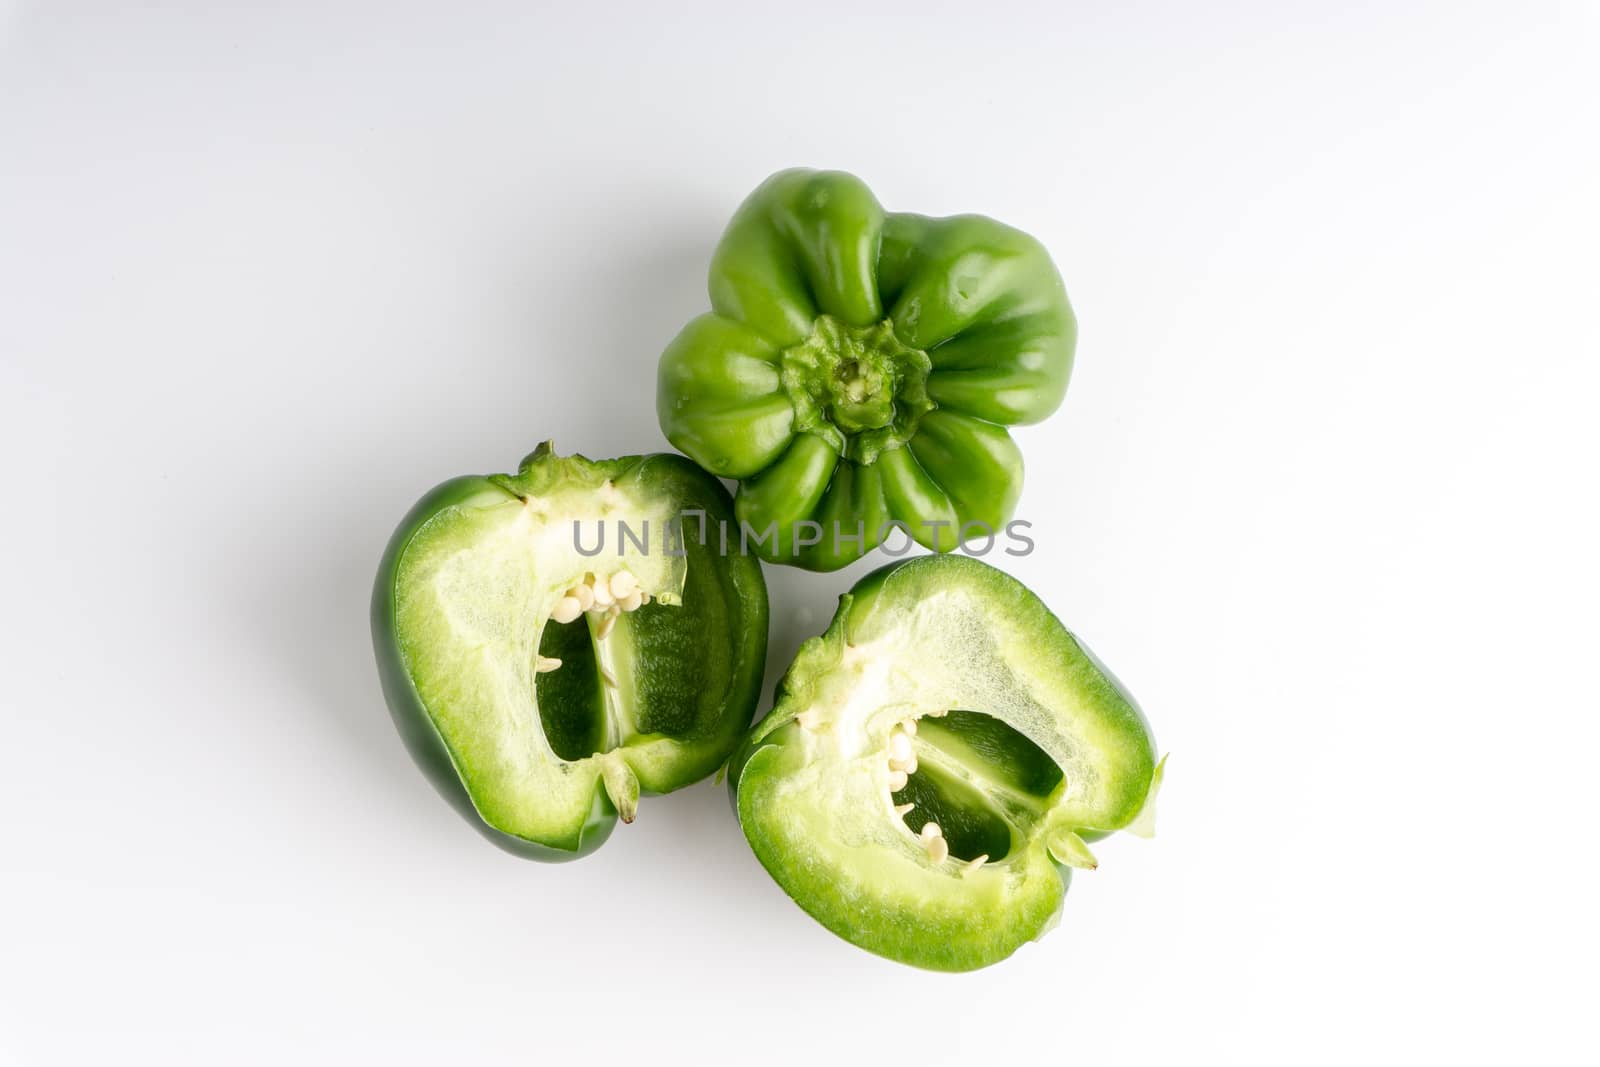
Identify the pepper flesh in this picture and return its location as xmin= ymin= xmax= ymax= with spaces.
xmin=658 ymin=168 xmax=1077 ymax=570
xmin=372 ymin=443 xmax=769 ymax=860
xmin=727 ymin=555 xmax=1159 ymax=970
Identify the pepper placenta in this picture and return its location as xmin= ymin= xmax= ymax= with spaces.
xmin=658 ymin=168 xmax=1077 ymax=570
xmin=727 ymin=554 xmax=1161 ymax=970
xmin=372 ymin=443 xmax=768 ymax=860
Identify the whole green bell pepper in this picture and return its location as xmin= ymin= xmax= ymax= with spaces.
xmin=658 ymin=168 xmax=1077 ymax=570
xmin=727 ymin=554 xmax=1162 ymax=970
xmin=372 ymin=443 xmax=768 ymax=860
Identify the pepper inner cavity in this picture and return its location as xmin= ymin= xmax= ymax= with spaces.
xmin=533 ymin=570 xmax=651 ymax=762
xmin=888 ymin=710 xmax=1066 ymax=867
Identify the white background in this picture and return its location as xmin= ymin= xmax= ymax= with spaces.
xmin=3 ymin=2 xmax=1597 ymax=1063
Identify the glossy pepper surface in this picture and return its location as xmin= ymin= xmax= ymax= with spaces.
xmin=658 ymin=169 xmax=1076 ymax=570
xmin=727 ymin=555 xmax=1161 ymax=970
xmin=372 ymin=443 xmax=768 ymax=860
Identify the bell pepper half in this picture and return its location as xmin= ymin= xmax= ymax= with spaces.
xmin=372 ymin=443 xmax=769 ymax=860
xmin=727 ymin=554 xmax=1161 ymax=970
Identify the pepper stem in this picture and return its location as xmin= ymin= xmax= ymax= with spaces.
xmin=1046 ymin=829 xmax=1099 ymax=870
xmin=600 ymin=756 xmax=640 ymax=824
xmin=779 ymin=315 xmax=933 ymax=464
xmin=1126 ymin=753 xmax=1168 ymax=839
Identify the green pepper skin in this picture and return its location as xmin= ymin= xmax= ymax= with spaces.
xmin=658 ymin=169 xmax=1076 ymax=570
xmin=373 ymin=445 xmax=768 ymax=861
xmin=728 ymin=555 xmax=1160 ymax=970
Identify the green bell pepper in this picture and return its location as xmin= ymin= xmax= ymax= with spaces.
xmin=658 ymin=168 xmax=1077 ymax=570
xmin=372 ymin=443 xmax=768 ymax=860
xmin=727 ymin=554 xmax=1161 ymax=970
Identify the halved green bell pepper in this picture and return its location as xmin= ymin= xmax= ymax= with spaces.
xmin=658 ymin=168 xmax=1076 ymax=570
xmin=372 ymin=443 xmax=768 ymax=860
xmin=728 ymin=555 xmax=1161 ymax=970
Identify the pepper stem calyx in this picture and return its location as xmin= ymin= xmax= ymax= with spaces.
xmin=780 ymin=316 xmax=934 ymax=464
